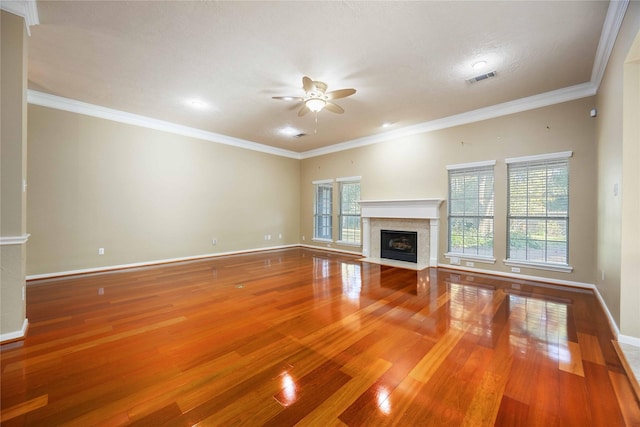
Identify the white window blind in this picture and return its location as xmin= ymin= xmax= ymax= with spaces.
xmin=339 ymin=180 xmax=361 ymax=244
xmin=448 ymin=164 xmax=495 ymax=257
xmin=313 ymin=182 xmax=333 ymax=240
xmin=507 ymin=157 xmax=569 ymax=265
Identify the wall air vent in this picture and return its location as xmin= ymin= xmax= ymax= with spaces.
xmin=466 ymin=71 xmax=497 ymax=84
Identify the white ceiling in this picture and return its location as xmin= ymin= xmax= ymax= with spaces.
xmin=19 ymin=1 xmax=617 ymax=156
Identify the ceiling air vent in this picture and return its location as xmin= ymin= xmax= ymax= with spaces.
xmin=295 ymin=133 xmax=308 ymax=138
xmin=466 ymin=71 xmax=497 ymax=84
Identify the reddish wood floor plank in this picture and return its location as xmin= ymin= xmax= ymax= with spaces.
xmin=1 ymin=248 xmax=637 ymax=426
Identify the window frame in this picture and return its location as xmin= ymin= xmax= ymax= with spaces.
xmin=313 ymin=179 xmax=333 ymax=242
xmin=505 ymin=151 xmax=573 ymax=273
xmin=337 ymin=177 xmax=362 ymax=246
xmin=445 ymin=160 xmax=497 ymax=264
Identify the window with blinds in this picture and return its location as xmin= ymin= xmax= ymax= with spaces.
xmin=338 ymin=179 xmax=361 ymax=244
xmin=507 ymin=154 xmax=570 ymax=265
xmin=313 ymin=181 xmax=333 ymax=240
xmin=447 ymin=163 xmax=495 ymax=257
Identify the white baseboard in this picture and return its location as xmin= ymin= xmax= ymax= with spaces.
xmin=591 ymin=284 xmax=621 ymax=339
xmin=437 ymin=263 xmax=595 ymax=289
xmin=26 ymin=245 xmax=300 ymax=281
xmin=298 ymin=244 xmax=362 ymax=257
xmin=619 ymin=334 xmax=640 ymax=347
xmin=0 ymin=319 xmax=29 ymax=343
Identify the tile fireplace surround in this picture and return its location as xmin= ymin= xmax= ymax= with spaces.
xmin=359 ymin=199 xmax=444 ymax=270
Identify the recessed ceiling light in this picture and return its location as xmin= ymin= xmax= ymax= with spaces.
xmin=279 ymin=126 xmax=300 ymax=136
xmin=382 ymin=122 xmax=393 ymax=128
xmin=472 ymin=60 xmax=488 ymax=70
xmin=186 ymin=99 xmax=208 ymax=109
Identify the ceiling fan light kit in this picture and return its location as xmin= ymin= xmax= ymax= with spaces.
xmin=305 ymin=98 xmax=327 ymax=112
xmin=274 ymin=76 xmax=356 ymax=118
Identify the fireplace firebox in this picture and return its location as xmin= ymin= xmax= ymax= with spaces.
xmin=380 ymin=230 xmax=418 ymax=263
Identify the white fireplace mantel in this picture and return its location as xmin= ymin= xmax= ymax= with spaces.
xmin=359 ymin=199 xmax=444 ymax=268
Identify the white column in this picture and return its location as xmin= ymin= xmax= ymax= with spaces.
xmin=361 ymin=217 xmax=371 ymax=257
xmin=429 ymin=219 xmax=439 ymax=267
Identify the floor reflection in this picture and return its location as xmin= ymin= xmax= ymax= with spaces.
xmin=312 ymin=257 xmax=331 ymax=299
xmin=375 ymin=385 xmax=392 ymax=415
xmin=447 ymin=281 xmax=496 ymax=341
xmin=275 ymin=371 xmax=298 ymax=407
xmin=341 ymin=262 xmax=362 ymax=301
xmin=507 ymin=293 xmax=569 ymax=361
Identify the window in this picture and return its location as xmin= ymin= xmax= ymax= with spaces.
xmin=447 ymin=161 xmax=495 ymax=259
xmin=338 ymin=178 xmax=361 ymax=245
xmin=506 ymin=152 xmax=571 ymax=268
xmin=313 ymin=180 xmax=333 ymax=241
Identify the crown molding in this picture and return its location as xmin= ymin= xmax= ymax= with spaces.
xmin=299 ymin=82 xmax=596 ymax=159
xmin=1 ymin=0 xmax=39 ymax=35
xmin=0 ymin=234 xmax=30 ymax=245
xmin=26 ymin=0 xmax=626 ymax=162
xmin=27 ymin=91 xmax=302 ymax=160
xmin=590 ymin=0 xmax=630 ymax=90
xmin=299 ymin=0 xmax=627 ymax=160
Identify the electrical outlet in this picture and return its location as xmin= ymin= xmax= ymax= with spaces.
xmin=278 ymin=233 xmax=282 ymax=239
xmin=212 ymin=238 xmax=217 ymax=246
xmin=267 ymin=234 xmax=272 ymax=240
xmin=511 ymin=267 xmax=520 ymax=273
xmin=22 ymin=286 xmax=25 ymax=301
xmin=450 ymin=257 xmax=460 ymax=265
xmin=601 ymin=270 xmax=605 ymax=281
xmin=302 ymin=235 xmax=305 ymax=241
xmin=98 ymin=248 xmax=105 ymax=255
xmin=466 ymin=261 xmax=474 ymax=267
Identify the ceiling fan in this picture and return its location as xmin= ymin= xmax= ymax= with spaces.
xmin=273 ymin=76 xmax=356 ymax=117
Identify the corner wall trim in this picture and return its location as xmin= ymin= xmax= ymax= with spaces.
xmin=590 ymin=0 xmax=630 ymax=90
xmin=0 ymin=234 xmax=30 ymax=245
xmin=0 ymin=319 xmax=29 ymax=343
xmin=26 ymin=245 xmax=301 ymax=281
xmin=0 ymin=0 xmax=39 ymax=35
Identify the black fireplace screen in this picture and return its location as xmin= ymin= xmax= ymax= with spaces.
xmin=380 ymin=230 xmax=418 ymax=263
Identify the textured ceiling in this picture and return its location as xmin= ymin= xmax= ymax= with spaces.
xmin=26 ymin=1 xmax=610 ymax=154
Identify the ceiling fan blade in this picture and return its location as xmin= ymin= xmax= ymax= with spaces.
xmin=324 ymin=102 xmax=344 ymax=114
xmin=302 ymin=76 xmax=314 ymax=92
xmin=326 ymin=88 xmax=356 ymax=100
xmin=272 ymin=96 xmax=304 ymax=101
xmin=298 ymin=104 xmax=310 ymax=116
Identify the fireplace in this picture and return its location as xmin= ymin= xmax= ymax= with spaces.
xmin=381 ymin=230 xmax=418 ymax=263
xmin=359 ymin=199 xmax=443 ymax=269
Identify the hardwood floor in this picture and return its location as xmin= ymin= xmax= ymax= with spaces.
xmin=2 ymin=248 xmax=639 ymax=426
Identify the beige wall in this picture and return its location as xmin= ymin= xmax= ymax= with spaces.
xmin=1 ymin=11 xmax=28 ymax=338
xmin=595 ymin=1 xmax=640 ymax=333
xmin=621 ymin=34 xmax=640 ymax=339
xmin=20 ymin=3 xmax=640 ymax=344
xmin=27 ymin=105 xmax=300 ymax=276
xmin=301 ymin=97 xmax=598 ymax=285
